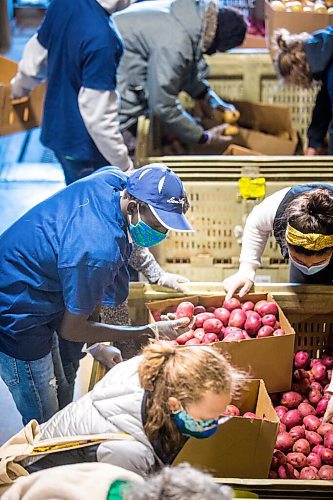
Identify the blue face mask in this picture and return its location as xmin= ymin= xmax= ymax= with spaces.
xmin=129 ymin=209 xmax=168 ymax=248
xmin=172 ymin=406 xmax=230 ymax=439
xmin=289 ymin=255 xmax=331 ymax=276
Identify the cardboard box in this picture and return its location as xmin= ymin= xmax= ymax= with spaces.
xmin=173 ymin=379 xmax=279 ymax=478
xmin=0 ymin=56 xmax=46 ymax=136
xmin=265 ymin=0 xmax=333 ymax=56
xmin=232 ymin=100 xmax=298 ymax=155
xmin=147 ymin=293 xmax=295 ymax=393
xmin=223 ymin=144 xmax=263 ymax=156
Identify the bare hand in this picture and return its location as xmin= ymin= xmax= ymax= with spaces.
xmin=222 ymin=273 xmax=254 ymax=300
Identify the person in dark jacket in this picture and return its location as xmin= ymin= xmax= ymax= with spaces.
xmin=273 ymin=26 xmax=333 ymax=155
xmin=114 ymin=0 xmax=247 ymax=149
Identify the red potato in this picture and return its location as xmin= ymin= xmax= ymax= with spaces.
xmin=286 ymin=452 xmax=307 ymax=468
xmin=262 ymin=314 xmax=277 ymax=327
xmin=244 ymin=314 xmax=262 ymax=336
xmin=294 ymin=351 xmax=310 ymax=370
xmin=176 ymin=331 xmax=195 ymax=345
xmin=324 ymin=430 xmax=333 ymax=450
xmin=300 ymin=466 xmax=319 ymax=480
xmin=229 ymin=308 xmax=247 ymax=328
xmin=185 ymin=338 xmax=201 ymax=346
xmin=278 ymin=463 xmax=296 ymax=479
xmin=318 ymin=465 xmax=333 ymax=480
xmin=203 ymin=318 xmax=223 ymax=334
xmin=256 ymin=301 xmax=278 ymax=317
xmin=311 ymin=363 xmax=327 ymax=381
xmin=321 ymin=448 xmax=333 ymax=466
xmin=308 ymin=390 xmax=322 ymax=406
xmin=257 ymin=326 xmax=274 ymax=338
xmin=274 ymin=320 xmax=281 ymax=329
xmin=318 ymin=423 xmax=333 ymax=436
xmin=303 ymin=415 xmax=321 ymax=431
xmin=223 ymin=331 xmax=245 ymax=342
xmin=289 ymin=426 xmax=305 ymax=441
xmin=222 ymin=297 xmax=241 ymax=311
xmin=214 ymin=307 xmax=230 ymax=326
xmin=275 ymin=432 xmax=294 ymax=452
xmin=242 ymin=331 xmax=252 ymax=340
xmin=275 ymin=405 xmax=288 ymax=420
xmin=293 ymin=438 xmax=311 ymax=455
xmin=279 ymin=422 xmax=287 ymax=433
xmin=152 ymin=311 xmax=161 ymax=322
xmin=195 ymin=312 xmax=215 ymax=328
xmin=269 ymin=470 xmax=278 ymax=479
xmin=322 ymin=354 xmax=333 ymax=369
xmin=281 ymin=392 xmax=303 ymax=409
xmin=311 ymin=381 xmax=323 ymax=393
xmin=271 ymin=449 xmax=287 ymax=469
xmin=312 ymin=444 xmax=326 ymax=457
xmin=282 ymin=410 xmax=302 ymax=429
xmin=223 ymin=326 xmax=244 ymax=338
xmin=307 ymin=452 xmax=322 ymax=469
xmin=298 ymin=402 xmax=316 ymax=418
xmin=202 ymin=333 xmax=218 ymax=344
xmin=207 ymin=307 xmax=216 ymax=313
xmin=254 ymin=300 xmax=267 ymax=313
xmin=243 ymin=412 xmax=260 ymax=419
xmin=193 ymin=305 xmax=206 ymax=315
xmin=273 ymin=329 xmax=286 ymax=336
xmin=241 ymin=300 xmax=255 ymax=312
xmin=223 ymin=404 xmax=240 ymax=416
xmin=316 ymin=399 xmax=329 ymax=417
xmin=193 ymin=328 xmax=205 ymax=342
xmin=305 ymin=430 xmax=323 ymax=447
xmin=176 ymin=301 xmax=195 ymax=319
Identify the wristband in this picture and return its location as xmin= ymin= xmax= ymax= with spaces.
xmin=198 ymin=132 xmax=209 ymax=144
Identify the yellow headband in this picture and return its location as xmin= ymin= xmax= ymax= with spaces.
xmin=286 ymin=224 xmax=333 ymax=251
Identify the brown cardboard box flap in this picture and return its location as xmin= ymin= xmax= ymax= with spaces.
xmin=223 ymin=144 xmax=263 ymax=156
xmin=173 ymin=379 xmax=279 ymax=478
xmin=233 ymin=100 xmax=294 ymax=137
xmin=147 ymin=293 xmax=295 ymax=393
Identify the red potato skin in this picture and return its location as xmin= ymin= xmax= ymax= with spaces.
xmin=321 ymin=448 xmax=333 ymax=466
xmin=241 ymin=301 xmax=255 ymax=312
xmin=271 ymin=449 xmax=287 ymax=469
xmin=293 ymin=439 xmax=311 ymax=456
xmin=195 ymin=312 xmax=215 ymax=328
xmin=257 ymin=301 xmax=278 ymax=317
xmin=273 ymin=329 xmax=285 ymax=336
xmin=223 ymin=404 xmax=240 ymax=417
xmin=176 ymin=301 xmax=195 ymax=319
xmin=316 ymin=399 xmax=329 ymax=417
xmin=282 ymin=410 xmax=302 ymax=429
xmin=289 ymin=426 xmax=305 ymax=441
xmin=193 ymin=328 xmax=205 ymax=341
xmin=222 ymin=298 xmax=241 ymax=311
xmin=254 ymin=300 xmax=267 ymax=313
xmin=275 ymin=432 xmax=294 ymax=452
xmin=299 ymin=467 xmax=318 ymax=480
xmin=286 ymin=452 xmax=307 ymax=468
xmin=318 ymin=465 xmax=333 ymax=480
xmin=243 ymin=412 xmax=260 ymax=419
xmin=307 ymin=453 xmax=322 ymax=469
xmin=176 ymin=331 xmax=195 ymax=345
xmin=281 ymin=391 xmax=303 ymax=409
xmin=303 ymin=415 xmax=321 ymax=431
xmin=278 ymin=463 xmax=296 ymax=479
xmin=305 ymin=430 xmax=323 ymax=447
xmin=244 ymin=315 xmax=262 ymax=336
xmin=203 ymin=318 xmax=223 ymax=334
xmin=294 ymin=351 xmax=310 ymax=370
xmin=318 ymin=423 xmax=333 ymax=436
xmin=262 ymin=314 xmax=277 ymax=327
xmin=298 ymin=402 xmax=316 ymax=418
xmin=324 ymin=430 xmax=333 ymax=450
xmin=257 ymin=326 xmax=274 ymax=338
xmin=185 ymin=338 xmax=201 ymax=346
xmin=193 ymin=305 xmax=206 ymax=315
xmin=223 ymin=331 xmax=245 ymax=342
xmin=311 ymin=363 xmax=327 ymax=381
xmin=202 ymin=333 xmax=218 ymax=344
xmin=229 ymin=308 xmax=246 ymax=328
xmin=207 ymin=307 xmax=216 ymax=314
xmin=214 ymin=307 xmax=230 ymax=326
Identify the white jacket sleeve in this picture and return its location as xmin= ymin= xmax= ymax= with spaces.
xmin=239 ymin=187 xmax=291 ymax=281
xmin=78 ymin=87 xmax=133 ymax=172
xmin=11 ymin=34 xmax=47 ymax=98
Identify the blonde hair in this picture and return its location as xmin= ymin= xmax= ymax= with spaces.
xmin=138 ymin=341 xmax=245 ymax=453
xmin=273 ymin=29 xmax=313 ymax=87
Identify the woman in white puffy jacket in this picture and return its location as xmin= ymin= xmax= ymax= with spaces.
xmin=24 ymin=342 xmax=243 ymax=477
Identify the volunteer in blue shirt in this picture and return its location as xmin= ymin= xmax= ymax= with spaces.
xmin=11 ymin=0 xmax=134 ymax=184
xmin=0 ymin=165 xmax=192 ymax=426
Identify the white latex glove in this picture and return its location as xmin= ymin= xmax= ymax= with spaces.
xmin=323 ymin=393 xmax=333 ymax=423
xmin=83 ymin=343 xmax=122 ymax=369
xmin=148 ymin=317 xmax=190 ymax=340
xmin=10 ymin=76 xmax=31 ymax=100
xmin=222 ymin=272 xmax=254 ymax=300
xmin=157 ymin=272 xmax=190 ymax=293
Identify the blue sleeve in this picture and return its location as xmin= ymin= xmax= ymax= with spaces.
xmin=81 ymin=46 xmax=119 ymax=91
xmin=58 ymin=265 xmax=115 ymax=315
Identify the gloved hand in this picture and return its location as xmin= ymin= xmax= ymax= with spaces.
xmin=148 ymin=317 xmax=190 ymax=340
xmin=203 ymin=88 xmax=236 ymax=113
xmin=203 ymin=124 xmax=233 ymax=148
xmin=83 ymin=343 xmax=122 ymax=369
xmin=10 ymin=76 xmax=31 ymax=100
xmin=222 ymin=272 xmax=254 ymax=300
xmin=157 ymin=272 xmax=190 ymax=293
xmin=323 ymin=392 xmax=333 ymax=423
xmin=200 ymin=89 xmax=239 ymax=123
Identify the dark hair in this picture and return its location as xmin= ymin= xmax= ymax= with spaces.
xmin=206 ymin=7 xmax=247 ymax=55
xmin=286 ymin=188 xmax=333 ymax=255
xmin=274 ymin=29 xmax=313 ymax=87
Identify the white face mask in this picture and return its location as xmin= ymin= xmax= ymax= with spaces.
xmin=290 ymin=255 xmax=331 ymax=275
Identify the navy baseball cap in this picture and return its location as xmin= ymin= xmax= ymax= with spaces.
xmin=126 ymin=164 xmax=193 ymax=232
